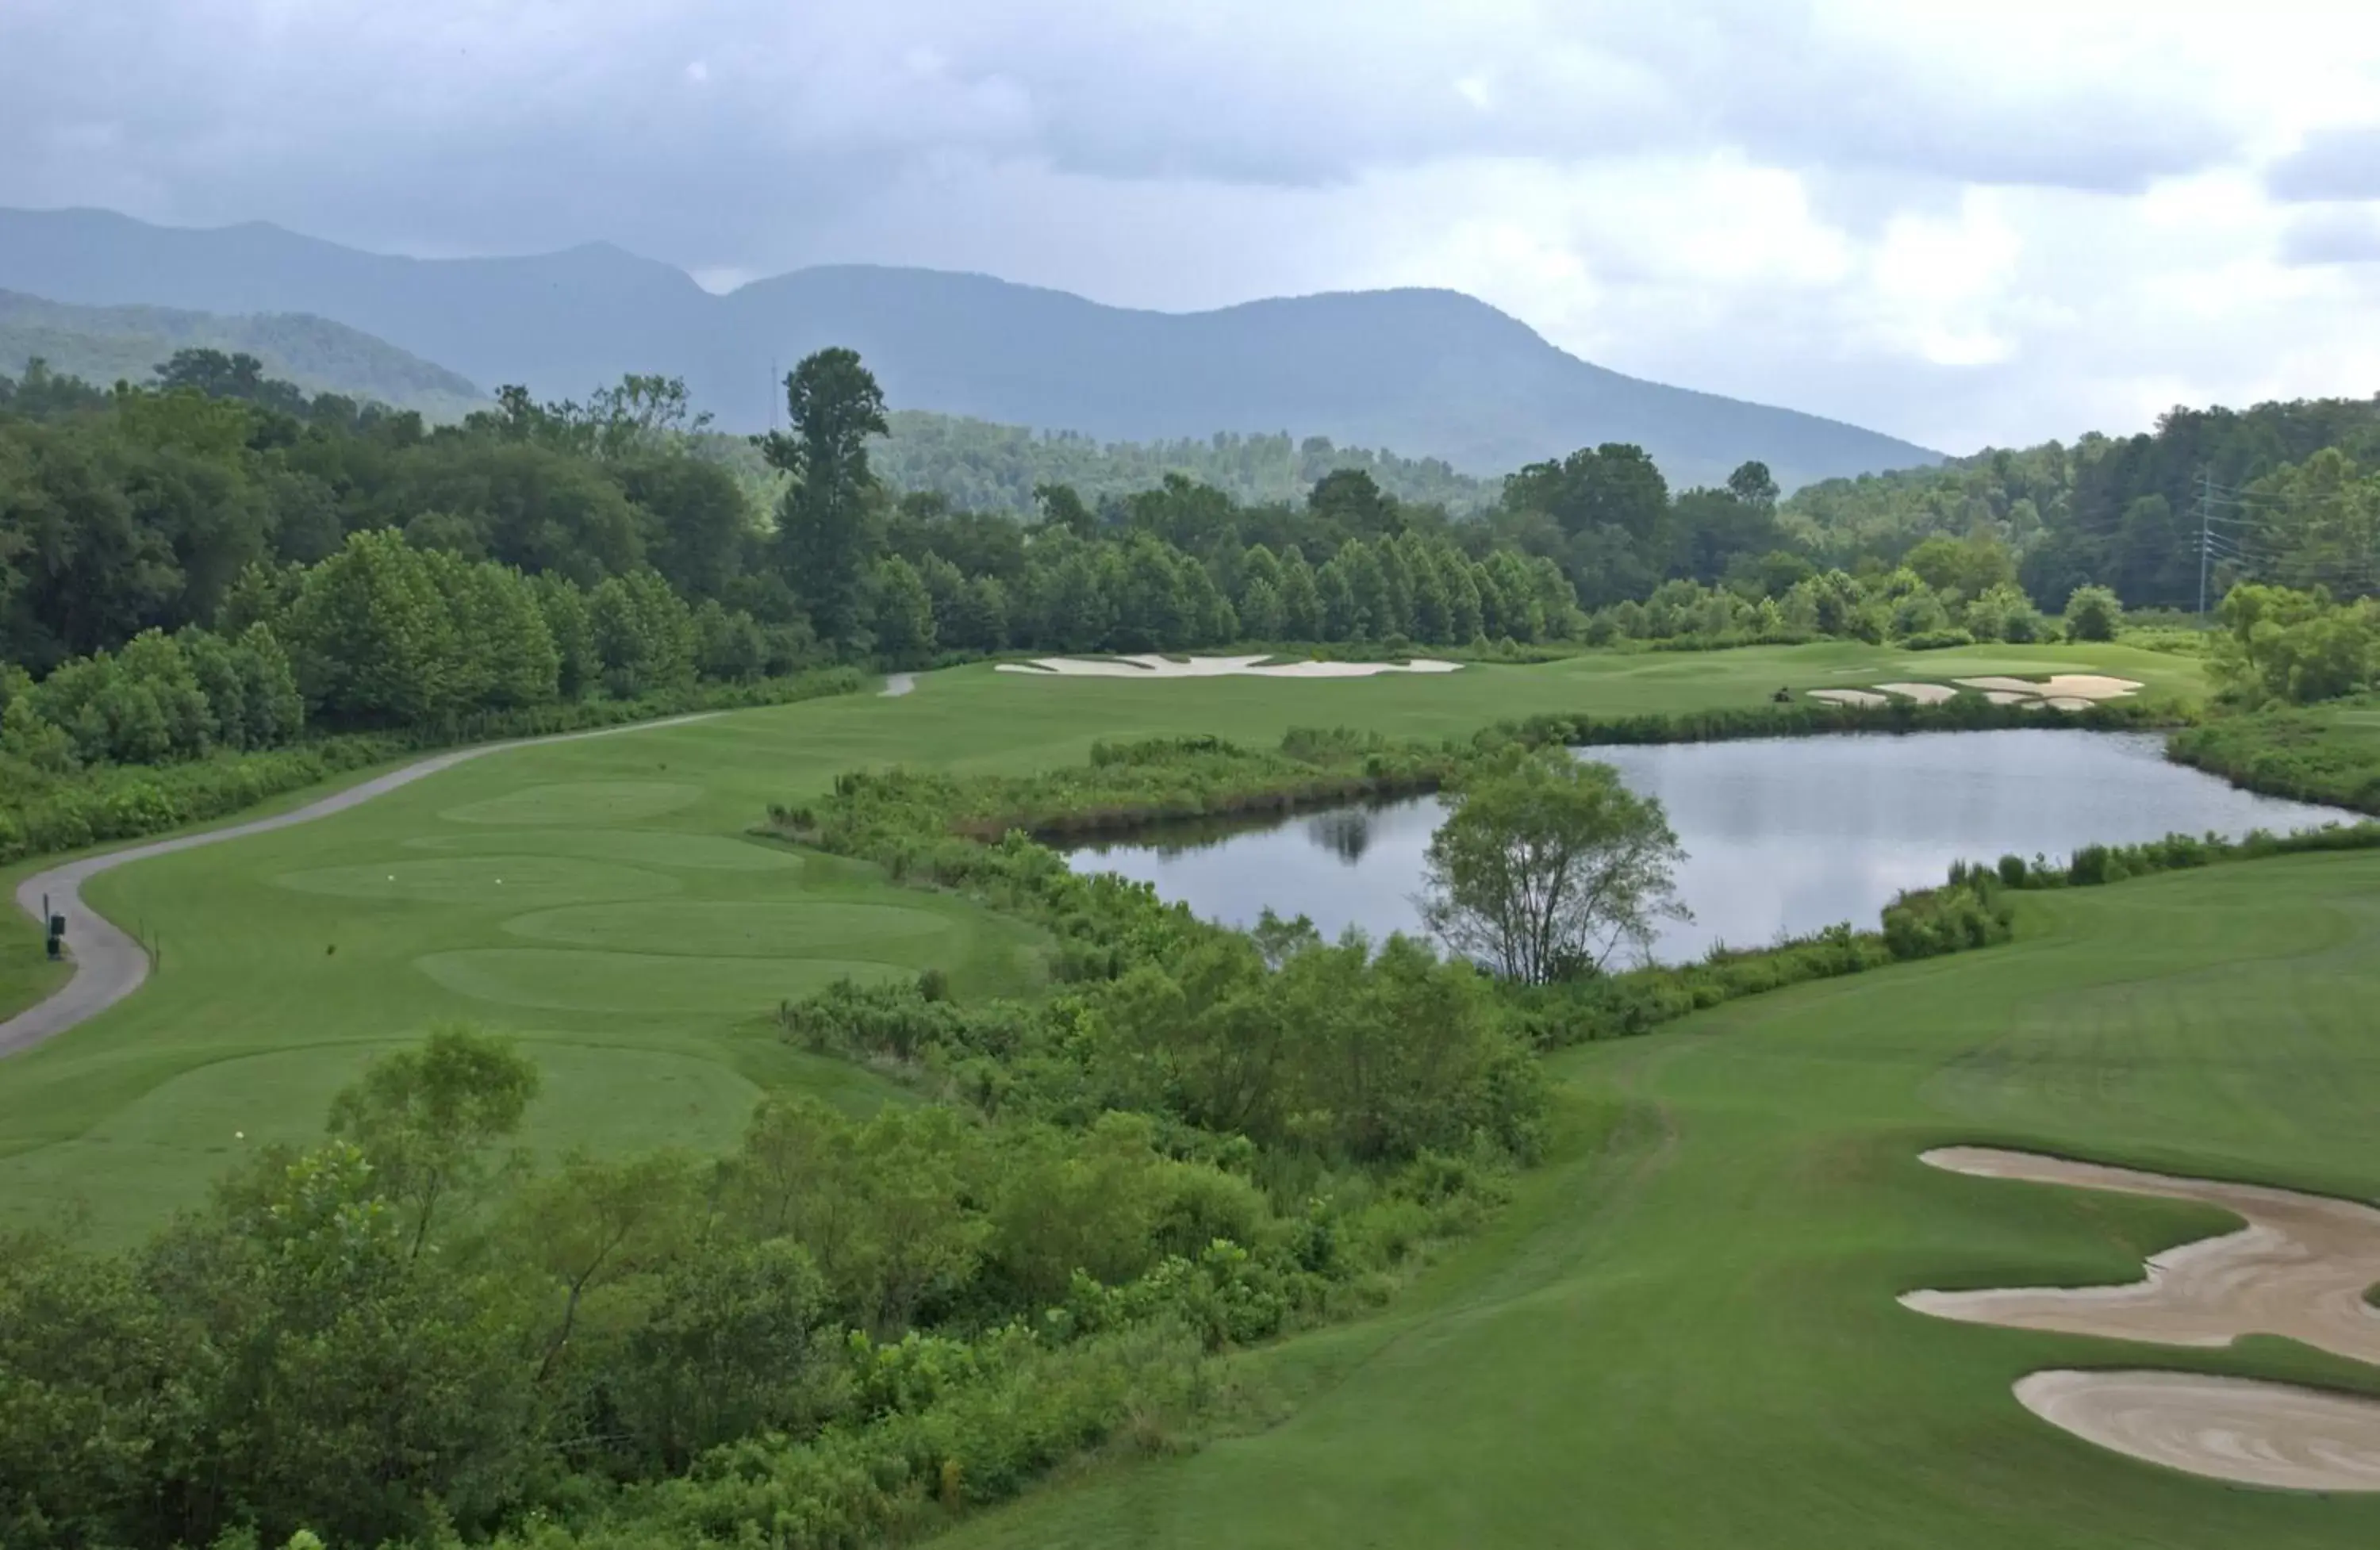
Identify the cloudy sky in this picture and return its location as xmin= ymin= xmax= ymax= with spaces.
xmin=6 ymin=0 xmax=2379 ymax=453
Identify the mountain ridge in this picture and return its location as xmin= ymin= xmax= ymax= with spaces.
xmin=0 ymin=287 xmax=486 ymax=420
xmin=0 ymin=205 xmax=1941 ymax=488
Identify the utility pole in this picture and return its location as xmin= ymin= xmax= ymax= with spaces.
xmin=2197 ymin=466 xmax=2212 ymax=620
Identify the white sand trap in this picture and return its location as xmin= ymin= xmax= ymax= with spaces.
xmin=996 ymin=654 xmax=1462 ymax=680
xmin=1981 ymin=690 xmax=2036 ymax=706
xmin=1902 ymin=1148 xmax=2380 ymax=1364
xmin=2040 ymin=696 xmax=2098 ymax=712
xmin=1902 ymin=1147 xmax=2380 ymax=1491
xmin=2039 ymin=674 xmax=2144 ymax=700
xmin=1876 ymin=682 xmax=1959 ymax=705
xmin=1954 ymin=674 xmax=2144 ymax=702
xmin=1808 ymin=689 xmax=1890 ymax=708
xmin=2014 ymin=1371 xmax=2380 ymax=1493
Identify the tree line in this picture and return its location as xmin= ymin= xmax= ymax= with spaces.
xmin=1783 ymin=394 xmax=2380 ymax=611
xmin=4 ymin=340 xmax=2181 ymax=795
xmin=849 ymin=412 xmax=1499 ymax=515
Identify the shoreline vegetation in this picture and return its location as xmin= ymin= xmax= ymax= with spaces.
xmin=770 ymin=718 xmax=2380 ymax=1063
xmin=2168 ymin=697 xmax=2380 ymax=815
xmin=794 ymin=685 xmax=2192 ymax=851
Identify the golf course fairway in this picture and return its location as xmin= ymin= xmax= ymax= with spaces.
xmin=0 ymin=640 xmax=2197 ymax=1241
xmin=16 ymin=639 xmax=2377 ymax=1544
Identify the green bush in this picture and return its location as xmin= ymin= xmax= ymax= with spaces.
xmin=2064 ymin=584 xmax=2124 ymax=642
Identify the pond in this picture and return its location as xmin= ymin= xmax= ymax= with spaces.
xmin=1065 ymin=731 xmax=2351 ymax=965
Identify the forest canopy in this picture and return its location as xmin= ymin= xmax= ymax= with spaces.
xmin=9 ymin=347 xmax=2380 ymax=808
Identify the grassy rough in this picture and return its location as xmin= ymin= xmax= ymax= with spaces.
xmin=2168 ymin=696 xmax=2380 ymax=813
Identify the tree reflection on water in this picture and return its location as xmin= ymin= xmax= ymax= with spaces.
xmin=1307 ymin=809 xmax=1373 ymax=863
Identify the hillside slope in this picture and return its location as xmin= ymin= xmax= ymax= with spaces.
xmin=0 ymin=289 xmax=486 ymax=420
xmin=0 ymin=207 xmax=1941 ymax=488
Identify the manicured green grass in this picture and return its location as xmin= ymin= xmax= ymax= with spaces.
xmin=0 ymin=639 xmax=2202 ymax=1243
xmin=936 ymin=851 xmax=2380 ymax=1548
xmin=0 ymin=911 xmax=66 ymax=1030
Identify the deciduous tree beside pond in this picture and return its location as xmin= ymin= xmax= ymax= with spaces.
xmin=1418 ymin=749 xmax=1689 ymax=984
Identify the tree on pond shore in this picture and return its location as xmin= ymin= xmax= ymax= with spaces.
xmin=1418 ymin=749 xmax=1687 ymax=983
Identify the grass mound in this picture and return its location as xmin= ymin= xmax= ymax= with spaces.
xmin=274 ymin=855 xmax=681 ymax=907
xmin=440 ymin=780 xmax=705 ymax=825
xmin=414 ymin=950 xmax=918 ymax=1015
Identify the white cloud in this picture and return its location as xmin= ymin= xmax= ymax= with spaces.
xmin=3 ymin=0 xmax=2379 ymax=452
xmin=1866 ymin=192 xmax=2023 ymax=367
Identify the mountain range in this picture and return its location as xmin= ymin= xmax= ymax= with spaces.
xmin=0 ymin=288 xmax=485 ymax=420
xmin=0 ymin=206 xmax=1941 ymax=489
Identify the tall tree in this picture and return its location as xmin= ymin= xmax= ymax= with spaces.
xmin=1726 ymin=460 xmax=1780 ymax=510
xmin=869 ymin=555 xmax=939 ymax=666
xmin=1033 ymin=481 xmax=1100 ymax=539
xmin=759 ymin=348 xmax=888 ymax=646
xmin=1418 ymin=750 xmax=1688 ymax=983
xmin=1308 ymin=468 xmax=1397 ymax=537
xmin=325 ymin=1025 xmax=541 ymax=1259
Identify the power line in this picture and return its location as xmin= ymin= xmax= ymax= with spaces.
xmin=2198 ymin=466 xmax=2213 ymax=616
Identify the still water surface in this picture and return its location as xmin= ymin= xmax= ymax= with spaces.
xmin=1068 ymin=731 xmax=2350 ymax=964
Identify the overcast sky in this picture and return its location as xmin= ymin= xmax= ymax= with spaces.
xmin=6 ymin=0 xmax=2380 ymax=453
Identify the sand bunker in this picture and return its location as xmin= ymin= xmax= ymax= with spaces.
xmin=1811 ymin=674 xmax=2144 ymax=715
xmin=2013 ymin=1371 xmax=2380 ymax=1493
xmin=2040 ymin=674 xmax=2146 ymax=700
xmin=1902 ymin=1147 xmax=2380 ymax=1362
xmin=996 ymin=654 xmax=1461 ymax=680
xmin=1875 ymin=682 xmax=1960 ymax=705
xmin=1954 ymin=674 xmax=2144 ymax=702
xmin=1902 ymin=1146 xmax=2380 ymax=1491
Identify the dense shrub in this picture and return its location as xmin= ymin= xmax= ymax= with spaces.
xmin=2207 ymin=585 xmax=2380 ymax=707
xmin=2063 ymin=584 xmax=2125 ymax=642
xmin=1485 ymin=692 xmax=2179 ymax=756
xmin=2021 ymin=820 xmax=2380 ymax=887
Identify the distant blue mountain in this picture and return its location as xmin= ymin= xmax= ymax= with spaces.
xmin=0 ymin=206 xmax=1940 ymax=488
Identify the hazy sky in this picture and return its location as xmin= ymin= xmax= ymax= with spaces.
xmin=6 ymin=0 xmax=2379 ymax=453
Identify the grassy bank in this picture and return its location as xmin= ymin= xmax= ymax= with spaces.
xmin=2167 ymin=696 xmax=2380 ymax=813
